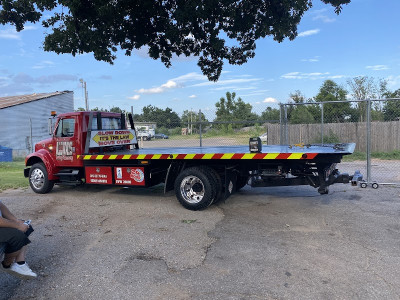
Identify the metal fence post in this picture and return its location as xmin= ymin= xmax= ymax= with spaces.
xmin=366 ymin=99 xmax=371 ymax=183
xmin=320 ymin=102 xmax=324 ymax=145
xmin=284 ymin=105 xmax=288 ymax=145
xmin=199 ymin=109 xmax=202 ymax=147
xmin=279 ymin=103 xmax=283 ymax=145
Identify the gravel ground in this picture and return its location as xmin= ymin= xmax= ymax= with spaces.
xmin=1 ymin=180 xmax=400 ymax=299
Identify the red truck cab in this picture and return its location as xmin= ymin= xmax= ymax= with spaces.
xmin=24 ymin=111 xmax=130 ymax=193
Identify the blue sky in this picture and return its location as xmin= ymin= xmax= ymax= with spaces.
xmin=0 ymin=0 xmax=399 ymax=118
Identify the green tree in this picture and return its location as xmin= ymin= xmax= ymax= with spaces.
xmin=214 ymin=92 xmax=257 ymax=129
xmin=260 ymin=107 xmax=280 ymax=122
xmin=109 ymin=106 xmax=125 ymax=113
xmin=0 ymin=0 xmax=350 ymax=81
xmin=315 ymin=80 xmax=352 ymax=123
xmin=347 ymin=76 xmax=384 ymax=122
xmin=181 ymin=110 xmax=209 ymax=133
xmin=382 ymin=89 xmax=400 ymax=121
xmin=138 ymin=105 xmax=181 ymax=128
xmin=290 ymin=105 xmax=316 ymax=124
xmin=286 ymin=91 xmax=316 ymax=124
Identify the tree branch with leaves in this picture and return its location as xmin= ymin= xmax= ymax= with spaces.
xmin=1 ymin=0 xmax=350 ymax=81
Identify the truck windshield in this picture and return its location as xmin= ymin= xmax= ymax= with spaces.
xmin=91 ymin=117 xmax=122 ymax=130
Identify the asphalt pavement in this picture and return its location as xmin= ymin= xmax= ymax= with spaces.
xmin=1 ymin=182 xmax=399 ymax=299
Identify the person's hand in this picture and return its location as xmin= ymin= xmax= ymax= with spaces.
xmin=17 ymin=222 xmax=29 ymax=232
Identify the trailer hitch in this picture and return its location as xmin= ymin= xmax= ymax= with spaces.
xmin=350 ymin=170 xmax=363 ymax=186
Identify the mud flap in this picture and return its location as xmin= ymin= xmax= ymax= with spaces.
xmin=223 ymin=168 xmax=237 ymax=200
xmin=164 ymin=161 xmax=183 ymax=193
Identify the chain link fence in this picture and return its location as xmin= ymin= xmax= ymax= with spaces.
xmin=137 ymin=98 xmax=400 ymax=186
xmin=136 ymin=106 xmax=280 ymax=148
xmin=279 ymin=98 xmax=400 ymax=186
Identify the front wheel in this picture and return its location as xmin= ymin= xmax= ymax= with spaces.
xmin=29 ymin=163 xmax=54 ymax=194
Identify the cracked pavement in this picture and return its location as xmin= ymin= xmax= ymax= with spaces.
xmin=1 ymin=182 xmax=400 ymax=299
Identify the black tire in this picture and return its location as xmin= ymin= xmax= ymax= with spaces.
xmin=29 ymin=163 xmax=54 ymax=194
xmin=204 ymin=167 xmax=223 ymax=204
xmin=236 ymin=175 xmax=249 ymax=191
xmin=174 ymin=167 xmax=217 ymax=210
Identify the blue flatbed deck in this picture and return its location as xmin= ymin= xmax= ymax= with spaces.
xmin=81 ymin=143 xmax=355 ymax=161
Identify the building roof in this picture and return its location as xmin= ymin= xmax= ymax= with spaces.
xmin=0 ymin=91 xmax=72 ymax=109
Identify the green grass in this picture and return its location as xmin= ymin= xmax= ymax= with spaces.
xmin=343 ymin=150 xmax=400 ymax=162
xmin=0 ymin=161 xmax=29 ymax=191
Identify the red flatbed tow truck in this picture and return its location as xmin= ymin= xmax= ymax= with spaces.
xmin=24 ymin=111 xmax=358 ymax=210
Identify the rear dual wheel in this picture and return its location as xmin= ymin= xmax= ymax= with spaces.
xmin=174 ymin=167 xmax=219 ymax=210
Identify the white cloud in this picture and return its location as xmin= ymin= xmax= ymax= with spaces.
xmin=298 ymin=29 xmax=320 ymax=37
xmin=309 ymin=8 xmax=336 ymax=23
xmin=312 ymin=15 xmax=336 ymax=23
xmin=190 ymin=77 xmax=262 ymax=87
xmin=211 ymin=86 xmax=258 ymax=91
xmin=136 ymin=80 xmax=179 ymax=94
xmin=281 ymin=71 xmax=334 ymax=80
xmin=302 ymin=56 xmax=320 ymax=62
xmin=171 ymin=72 xmax=206 ymax=83
xmin=163 ymin=80 xmax=178 ymax=88
xmin=32 ymin=61 xmax=55 ymax=69
xmin=366 ymin=65 xmax=389 ymax=71
xmin=263 ymin=97 xmax=278 ymax=103
xmin=189 ymin=95 xmax=197 ymax=98
xmin=128 ymin=95 xmax=140 ymax=100
xmin=281 ymin=72 xmax=301 ymax=79
xmin=0 ymin=25 xmax=36 ymax=40
xmin=329 ymin=75 xmax=345 ymax=79
xmin=311 ymin=8 xmax=328 ymax=14
xmin=386 ymin=75 xmax=400 ymax=88
xmin=135 ymin=72 xmax=263 ymax=96
xmin=22 ymin=26 xmax=36 ymax=31
xmin=0 ymin=28 xmax=20 ymax=40
xmin=135 ymin=72 xmax=207 ymax=95
xmin=0 ymin=72 xmax=77 ymax=95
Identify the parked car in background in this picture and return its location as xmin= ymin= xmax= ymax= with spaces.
xmin=154 ymin=133 xmax=169 ymax=139
xmin=259 ymin=132 xmax=268 ymax=144
xmin=137 ymin=131 xmax=152 ymax=140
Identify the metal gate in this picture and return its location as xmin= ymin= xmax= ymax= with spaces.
xmin=279 ymin=98 xmax=400 ymax=187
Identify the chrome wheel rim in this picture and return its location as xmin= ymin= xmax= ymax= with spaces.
xmin=180 ymin=175 xmax=204 ymax=204
xmin=30 ymin=168 xmax=45 ymax=190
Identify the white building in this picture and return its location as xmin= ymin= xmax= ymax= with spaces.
xmin=0 ymin=91 xmax=74 ymax=157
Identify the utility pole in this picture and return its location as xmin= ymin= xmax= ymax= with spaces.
xmin=79 ymin=79 xmax=89 ymax=111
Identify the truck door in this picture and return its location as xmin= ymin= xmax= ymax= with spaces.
xmin=54 ymin=117 xmax=80 ymax=167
